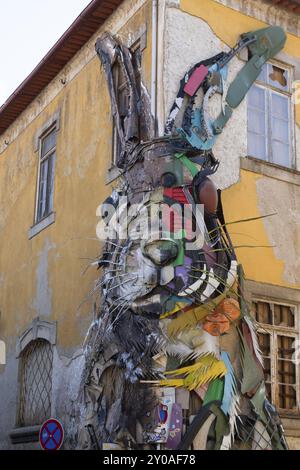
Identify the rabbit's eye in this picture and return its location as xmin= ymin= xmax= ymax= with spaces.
xmin=161 ymin=172 xmax=177 ymax=188
xmin=198 ymin=178 xmax=218 ymax=215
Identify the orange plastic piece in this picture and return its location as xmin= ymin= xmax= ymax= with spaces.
xmin=203 ymin=314 xmax=230 ymax=336
xmin=203 ymin=298 xmax=240 ymax=336
xmin=215 ymin=298 xmax=240 ymax=321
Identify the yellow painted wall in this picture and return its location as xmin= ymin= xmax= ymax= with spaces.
xmin=180 ymin=0 xmax=300 ymax=290
xmin=222 ymin=170 xmax=300 ymax=289
xmin=1 ymin=0 xmax=299 ymax=358
xmin=0 ymin=1 xmax=153 ymax=352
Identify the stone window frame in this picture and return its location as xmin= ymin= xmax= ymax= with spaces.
xmin=28 ymin=111 xmax=60 ymax=240
xmin=16 ymin=318 xmax=57 ymax=358
xmin=10 ymin=318 xmax=57 ymax=445
xmin=240 ymin=155 xmax=300 ymax=187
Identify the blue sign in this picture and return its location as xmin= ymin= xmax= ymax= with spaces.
xmin=40 ymin=419 xmax=64 ymax=451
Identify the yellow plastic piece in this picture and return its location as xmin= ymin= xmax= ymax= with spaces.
xmin=165 ymin=293 xmax=228 ymax=337
xmin=160 ymin=354 xmax=227 ymax=391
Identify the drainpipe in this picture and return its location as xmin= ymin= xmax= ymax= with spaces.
xmin=151 ymin=0 xmax=158 ymax=134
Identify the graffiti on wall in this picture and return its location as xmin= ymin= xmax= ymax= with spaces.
xmin=78 ymin=26 xmax=288 ymax=450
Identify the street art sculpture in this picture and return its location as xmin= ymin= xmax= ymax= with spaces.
xmin=79 ymin=26 xmax=288 ymax=450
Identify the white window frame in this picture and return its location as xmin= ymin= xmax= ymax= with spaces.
xmin=247 ymin=60 xmax=295 ymax=169
xmin=252 ymin=297 xmax=300 ymax=415
xmin=34 ymin=125 xmax=57 ymax=224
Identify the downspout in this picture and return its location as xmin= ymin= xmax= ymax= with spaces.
xmin=151 ymin=0 xmax=158 ymax=135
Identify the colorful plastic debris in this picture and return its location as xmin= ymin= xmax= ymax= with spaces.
xmin=79 ymin=26 xmax=288 ymax=451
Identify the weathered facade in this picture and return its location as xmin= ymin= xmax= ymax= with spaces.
xmin=0 ymin=0 xmax=300 ymax=450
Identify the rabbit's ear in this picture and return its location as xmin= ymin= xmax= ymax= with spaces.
xmin=96 ymin=33 xmax=146 ymax=169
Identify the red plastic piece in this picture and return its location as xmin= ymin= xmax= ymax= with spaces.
xmin=184 ymin=65 xmax=209 ymax=97
xmin=164 ymin=188 xmax=189 ymax=204
xmin=163 ymin=187 xmax=194 ymax=237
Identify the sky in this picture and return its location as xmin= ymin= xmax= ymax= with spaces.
xmin=0 ymin=0 xmax=92 ymax=106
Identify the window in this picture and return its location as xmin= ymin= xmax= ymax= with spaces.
xmin=247 ymin=62 xmax=294 ymax=168
xmin=36 ymin=127 xmax=57 ymax=223
xmin=112 ymin=44 xmax=141 ymax=166
xmin=253 ymin=300 xmax=299 ymax=413
xmin=18 ymin=339 xmax=53 ymax=427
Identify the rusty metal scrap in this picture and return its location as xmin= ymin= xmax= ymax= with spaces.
xmin=96 ymin=33 xmax=141 ymax=168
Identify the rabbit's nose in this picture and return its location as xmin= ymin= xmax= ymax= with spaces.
xmin=143 ymin=239 xmax=178 ymax=266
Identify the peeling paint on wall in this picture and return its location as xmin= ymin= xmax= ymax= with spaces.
xmin=222 ymin=169 xmax=300 ymax=289
xmin=163 ymin=8 xmax=247 ymax=189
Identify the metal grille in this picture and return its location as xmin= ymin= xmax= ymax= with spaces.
xmin=18 ymin=339 xmax=53 ymax=426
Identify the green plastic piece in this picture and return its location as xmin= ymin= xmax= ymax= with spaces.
xmin=209 ymin=403 xmax=230 ymax=450
xmin=226 ymin=26 xmax=287 ymax=109
xmin=213 ymin=105 xmax=232 ymax=134
xmin=250 ymin=382 xmax=267 ymax=421
xmin=246 ymin=26 xmax=286 ymax=58
xmin=174 ymin=153 xmax=199 ymax=178
xmin=251 ymin=383 xmax=286 ymax=450
xmin=240 ymin=330 xmax=264 ymax=395
xmin=203 ymin=378 xmax=225 ymax=406
xmin=213 ymin=26 xmax=286 ymax=133
xmin=172 ymin=234 xmax=185 ymax=267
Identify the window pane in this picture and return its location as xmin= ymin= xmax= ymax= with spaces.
xmin=253 ymin=301 xmax=272 ymax=324
xmin=278 ymin=335 xmax=295 ymax=360
xmin=271 ymin=117 xmax=289 ymax=143
xmin=247 ymin=87 xmax=267 ymax=159
xmin=274 ymin=305 xmax=295 ymax=328
xmin=277 ymin=358 xmax=296 ymax=384
xmin=47 ymin=153 xmax=56 ymax=214
xmin=257 ymin=63 xmax=268 ymax=84
xmin=267 ymin=64 xmax=289 ymax=92
xmin=271 ymin=93 xmax=289 ymax=119
xmin=278 ymin=385 xmax=297 ymax=409
xmin=37 ymin=154 xmax=55 ymax=222
xmin=257 ymin=333 xmax=271 ymax=381
xmin=248 ymin=109 xmax=266 ymax=135
xmin=271 ymin=140 xmax=290 ymax=167
xmin=42 ymin=130 xmax=56 ymax=157
xmin=38 ymin=159 xmax=49 ymax=221
xmin=258 ymin=332 xmax=271 ymax=357
xmin=248 ymin=133 xmax=267 ymax=160
xmin=248 ymin=85 xmax=266 ymax=111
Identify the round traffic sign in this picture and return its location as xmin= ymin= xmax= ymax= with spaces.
xmin=39 ymin=419 xmax=64 ymax=451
